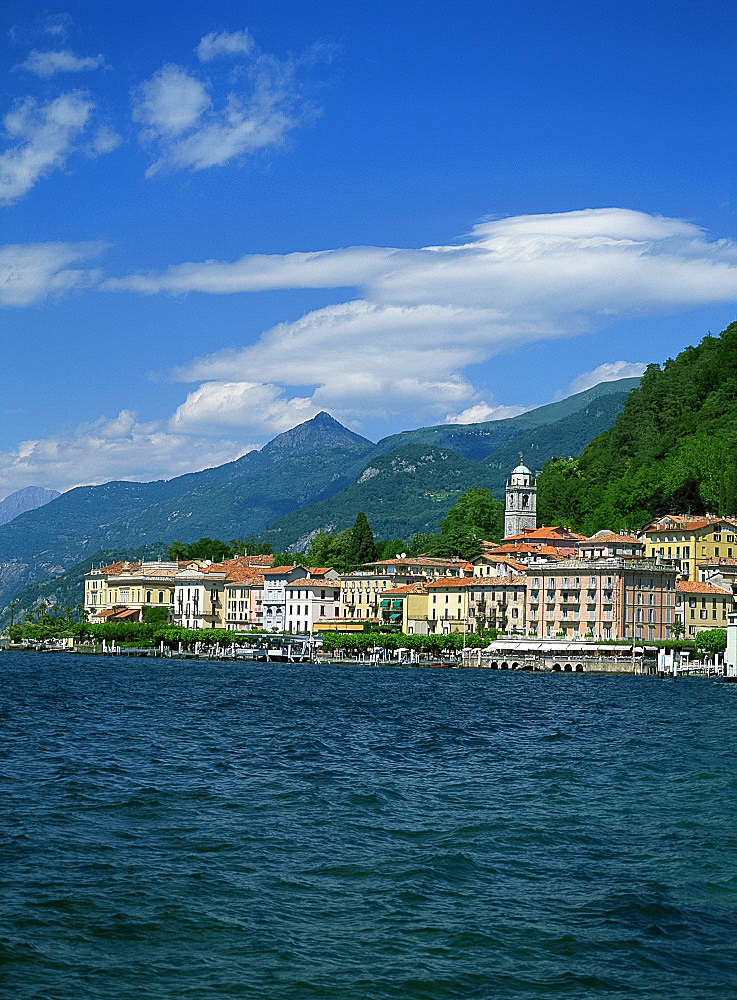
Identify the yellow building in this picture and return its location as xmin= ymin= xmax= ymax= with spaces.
xmin=675 ymin=580 xmax=733 ymax=637
xmin=642 ymin=516 xmax=737 ymax=582
xmin=341 ymin=557 xmax=475 ymax=623
xmin=85 ymin=559 xmax=179 ymax=621
xmin=425 ymin=578 xmax=475 ymax=635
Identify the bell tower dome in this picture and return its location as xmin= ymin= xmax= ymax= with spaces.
xmin=504 ymin=454 xmax=537 ymax=538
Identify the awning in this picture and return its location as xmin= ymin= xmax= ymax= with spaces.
xmin=389 ymin=613 xmax=401 ymax=620
xmin=392 ymin=600 xmax=403 ymax=608
xmin=380 ymin=599 xmax=390 ymax=608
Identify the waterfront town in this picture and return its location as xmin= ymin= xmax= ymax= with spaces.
xmin=82 ymin=460 xmax=737 ymax=646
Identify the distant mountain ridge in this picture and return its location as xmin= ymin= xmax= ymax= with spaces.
xmin=255 ymin=389 xmax=634 ymax=550
xmin=0 ymin=380 xmax=638 ymax=608
xmin=0 ymin=487 xmax=60 ymax=526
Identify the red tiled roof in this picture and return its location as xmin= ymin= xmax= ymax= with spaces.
xmin=382 ymin=582 xmax=428 ymax=596
xmin=579 ymin=532 xmax=643 ymax=545
xmin=676 ymin=580 xmax=732 ymax=596
xmin=92 ymin=560 xmax=141 ymax=576
xmin=504 ymin=526 xmax=585 ymax=543
xmin=262 ymin=565 xmax=303 ymax=575
xmin=493 ymin=542 xmax=569 ymax=558
xmin=93 ymin=607 xmax=141 ymax=620
xmin=473 ymin=574 xmax=525 ymax=588
xmin=425 ymin=577 xmax=476 ymax=589
xmin=645 ymin=516 xmax=737 ymax=535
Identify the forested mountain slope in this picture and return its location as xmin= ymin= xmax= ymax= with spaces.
xmin=537 ymin=322 xmax=737 ymax=532
xmin=0 ymin=380 xmax=637 ymax=608
xmin=371 ymin=378 xmax=640 ymax=462
xmin=0 ymin=413 xmax=373 ymax=606
xmin=258 ymin=443 xmax=503 ymax=551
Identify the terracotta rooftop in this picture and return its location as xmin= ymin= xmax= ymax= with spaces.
xmin=676 ymin=580 xmax=732 ymax=596
xmin=93 ymin=607 xmax=141 ymax=620
xmin=426 ymin=576 xmax=476 ymax=589
xmin=262 ymin=565 xmax=303 ymax=575
xmin=381 ymin=582 xmax=428 ymax=596
xmin=493 ymin=542 xmax=570 ymax=558
xmin=646 ymin=516 xmax=737 ymax=534
xmin=504 ymin=526 xmax=585 ymax=543
xmin=579 ymin=532 xmax=643 ymax=546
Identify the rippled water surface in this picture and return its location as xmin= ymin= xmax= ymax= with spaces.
xmin=2 ymin=654 xmax=737 ymax=999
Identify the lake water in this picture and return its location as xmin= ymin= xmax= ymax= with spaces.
xmin=2 ymin=653 xmax=737 ymax=999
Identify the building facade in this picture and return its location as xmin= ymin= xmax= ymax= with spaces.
xmin=642 ymin=515 xmax=737 ymax=582
xmin=85 ymin=560 xmax=179 ymax=621
xmin=173 ymin=568 xmax=226 ymax=629
xmin=526 ymin=557 xmax=678 ymax=641
xmin=285 ymin=571 xmax=341 ymax=633
xmin=675 ymin=580 xmax=733 ymax=636
xmin=262 ymin=566 xmax=309 ymax=631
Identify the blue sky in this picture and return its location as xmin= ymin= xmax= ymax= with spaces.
xmin=2 ymin=0 xmax=737 ymax=496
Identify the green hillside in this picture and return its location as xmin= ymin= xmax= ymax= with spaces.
xmin=482 ymin=392 xmax=631 ymax=493
xmin=258 ymin=443 xmax=501 ymax=551
xmin=256 ymin=389 xmax=634 ymax=551
xmin=0 ymin=381 xmax=637 ymax=610
xmin=0 ymin=413 xmax=373 ymax=606
xmin=537 ymin=322 xmax=737 ymax=532
xmin=371 ymin=378 xmax=640 ymax=462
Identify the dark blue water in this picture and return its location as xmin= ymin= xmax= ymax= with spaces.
xmin=2 ymin=654 xmax=737 ymax=999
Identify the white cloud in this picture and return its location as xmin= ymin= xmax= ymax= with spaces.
xmin=196 ymin=30 xmax=254 ymax=62
xmin=444 ymin=402 xmax=529 ymax=424
xmin=132 ymin=35 xmax=315 ymax=176
xmin=9 ymin=209 xmax=736 ymax=473
xmin=0 ymin=91 xmax=98 ymax=204
xmin=0 ymin=241 xmax=104 ymax=306
xmin=133 ymin=64 xmax=211 ymax=139
xmin=566 ymin=361 xmax=648 ymax=396
xmin=41 ymin=13 xmax=73 ymax=40
xmin=0 ymin=410 xmax=256 ymax=496
xmin=170 ymin=382 xmax=316 ymax=434
xmin=106 ymin=208 xmax=736 ymax=437
xmin=20 ymin=49 xmax=107 ymax=77
xmin=86 ymin=124 xmax=121 ymax=157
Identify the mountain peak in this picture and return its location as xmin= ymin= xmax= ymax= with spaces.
xmin=262 ymin=411 xmax=373 ymax=456
xmin=0 ymin=486 xmax=60 ymax=527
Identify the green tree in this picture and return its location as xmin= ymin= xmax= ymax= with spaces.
xmin=695 ymin=628 xmax=727 ymax=655
xmin=670 ymin=618 xmax=685 ymax=640
xmin=348 ymin=512 xmax=378 ymax=567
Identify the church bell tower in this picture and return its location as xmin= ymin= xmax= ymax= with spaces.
xmin=504 ymin=455 xmax=537 ymax=538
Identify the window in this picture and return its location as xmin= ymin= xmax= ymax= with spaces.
xmin=146 ymin=590 xmax=152 ymax=603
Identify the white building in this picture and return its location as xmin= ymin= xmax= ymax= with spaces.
xmin=285 ymin=570 xmax=341 ymax=633
xmin=262 ymin=565 xmax=309 ymax=631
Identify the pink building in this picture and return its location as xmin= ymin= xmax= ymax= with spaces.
xmin=527 ymin=557 xmax=678 ymax=641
